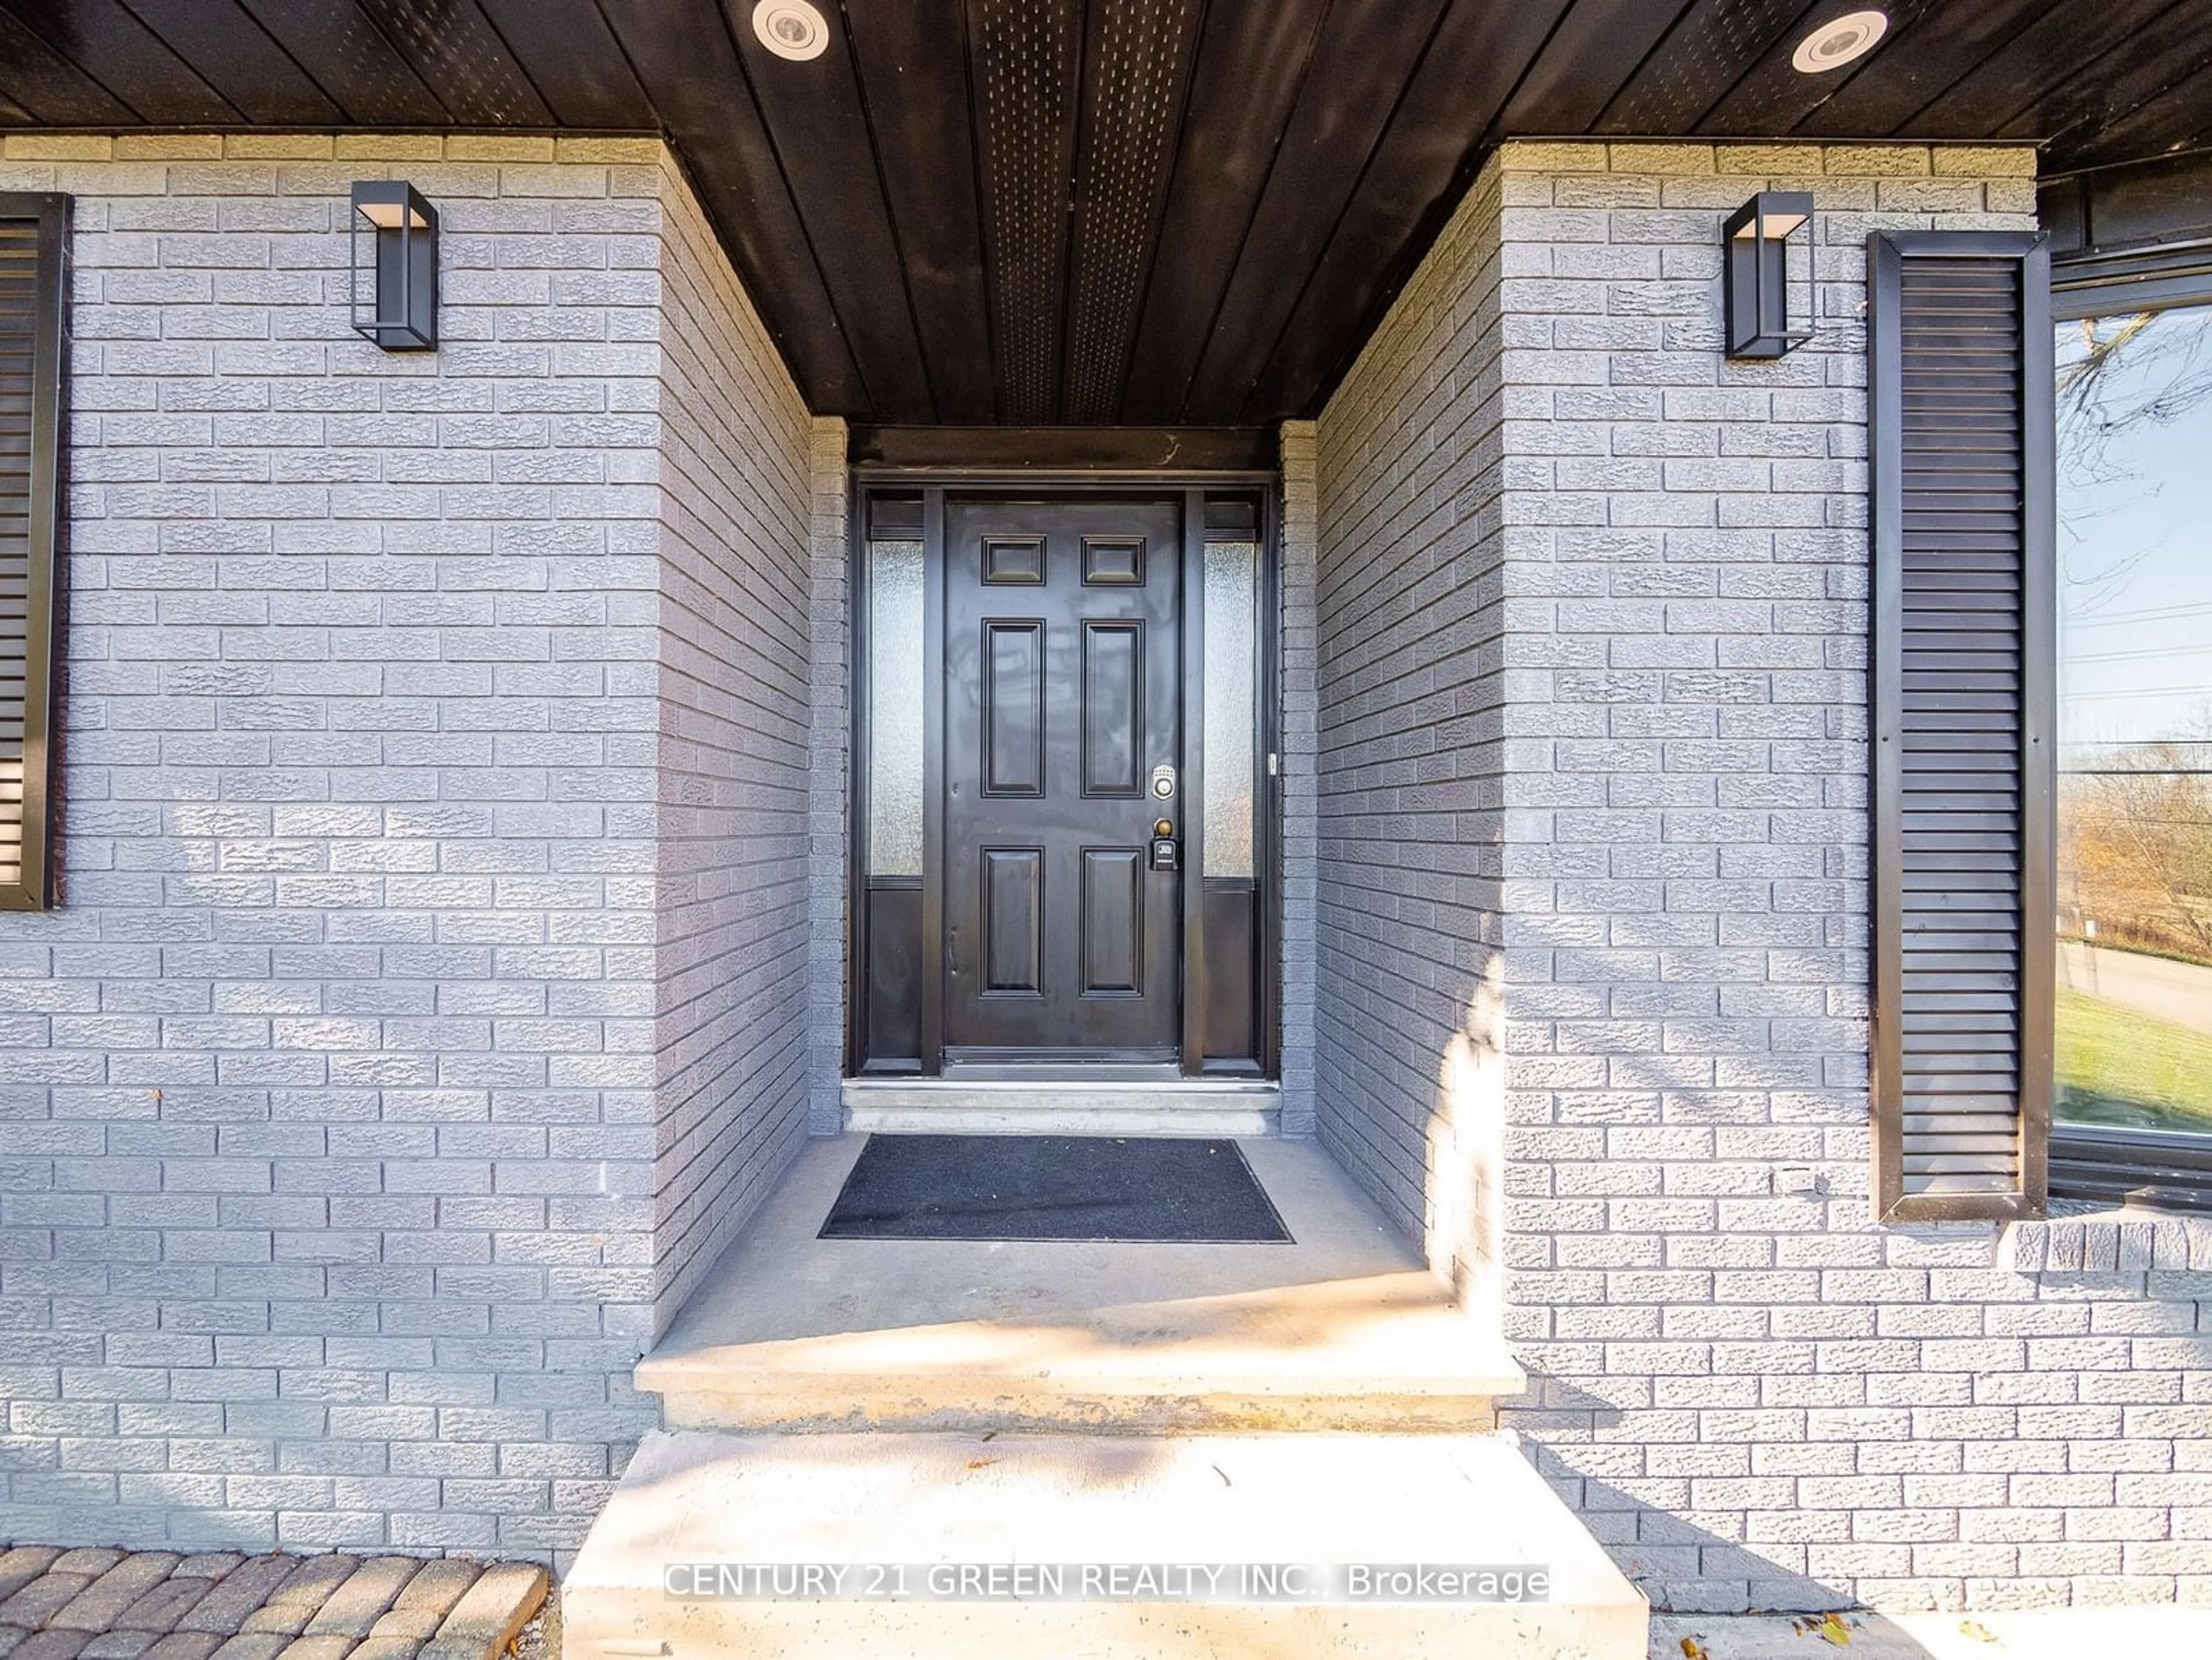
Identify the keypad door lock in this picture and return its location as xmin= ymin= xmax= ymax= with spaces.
xmin=1149 ymin=816 xmax=1179 ymax=872
xmin=1149 ymin=763 xmax=1176 ymax=800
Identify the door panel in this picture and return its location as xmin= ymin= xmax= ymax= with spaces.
xmin=1081 ymin=848 xmax=1145 ymax=996
xmin=981 ymin=847 xmax=1044 ymax=993
xmin=983 ymin=535 xmax=1044 ymax=585
xmin=1082 ymin=536 xmax=1145 ymax=585
xmin=1081 ymin=621 xmax=1145 ymax=797
xmin=983 ymin=621 xmax=1045 ymax=795
xmin=944 ymin=496 xmax=1183 ymax=1058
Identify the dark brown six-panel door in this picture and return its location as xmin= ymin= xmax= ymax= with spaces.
xmin=941 ymin=497 xmax=1183 ymax=1061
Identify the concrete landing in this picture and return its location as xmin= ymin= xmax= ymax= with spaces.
xmin=563 ymin=1429 xmax=1647 ymax=1660
xmin=636 ymin=1135 xmax=1522 ymax=1432
xmin=841 ymin=1077 xmax=1281 ymax=1136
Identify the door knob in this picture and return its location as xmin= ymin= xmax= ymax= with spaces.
xmin=1149 ymin=818 xmax=1179 ymax=872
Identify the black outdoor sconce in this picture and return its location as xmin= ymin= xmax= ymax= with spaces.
xmin=1722 ymin=191 xmax=1813 ymax=359
xmin=350 ymin=181 xmax=438 ymax=351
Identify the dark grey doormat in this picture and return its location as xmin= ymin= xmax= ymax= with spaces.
xmin=819 ymin=1134 xmax=1293 ymax=1242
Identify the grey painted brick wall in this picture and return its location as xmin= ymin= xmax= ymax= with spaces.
xmin=1308 ymin=159 xmax=1509 ymax=1258
xmin=645 ymin=161 xmax=831 ymax=1327
xmin=805 ymin=420 xmax=849 ymax=1137
xmin=1315 ymin=141 xmax=2212 ymax=1614
xmin=1277 ymin=431 xmax=1319 ymax=1140
xmin=0 ymin=134 xmax=817 ymax=1562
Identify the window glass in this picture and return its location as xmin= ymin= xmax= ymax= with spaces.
xmin=867 ymin=539 xmax=925 ymax=876
xmin=1203 ymin=539 xmax=1258 ymax=878
xmin=2054 ymin=301 xmax=2212 ymax=1135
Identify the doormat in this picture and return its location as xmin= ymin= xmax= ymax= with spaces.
xmin=819 ymin=1134 xmax=1293 ymax=1243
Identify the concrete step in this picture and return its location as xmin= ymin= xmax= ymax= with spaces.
xmin=563 ymin=1429 xmax=1647 ymax=1660
xmin=841 ymin=1077 xmax=1281 ymax=1136
xmin=635 ymin=1136 xmax=1523 ymax=1433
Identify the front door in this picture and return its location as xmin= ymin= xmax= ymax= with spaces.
xmin=941 ymin=495 xmax=1183 ymax=1063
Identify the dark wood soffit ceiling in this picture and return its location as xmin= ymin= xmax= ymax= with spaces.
xmin=1 ymin=0 xmax=2209 ymax=425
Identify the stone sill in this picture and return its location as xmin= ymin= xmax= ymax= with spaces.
xmin=1997 ymin=1210 xmax=2212 ymax=1272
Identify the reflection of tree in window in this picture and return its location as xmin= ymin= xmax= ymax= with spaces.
xmin=2052 ymin=302 xmax=2212 ymax=1135
xmin=2061 ymin=734 xmax=2212 ymax=961
xmin=2056 ymin=310 xmax=2212 ymax=608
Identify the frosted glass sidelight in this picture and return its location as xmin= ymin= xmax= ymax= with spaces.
xmin=1203 ymin=540 xmax=1258 ymax=878
xmin=868 ymin=539 xmax=925 ymax=876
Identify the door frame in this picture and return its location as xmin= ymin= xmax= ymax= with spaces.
xmin=847 ymin=465 xmax=1281 ymax=1081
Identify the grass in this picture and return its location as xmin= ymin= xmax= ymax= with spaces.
xmin=2055 ymin=986 xmax=2212 ymax=1132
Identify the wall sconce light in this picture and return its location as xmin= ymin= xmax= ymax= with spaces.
xmin=350 ymin=181 xmax=438 ymax=351
xmin=1723 ymin=191 xmax=1813 ymax=359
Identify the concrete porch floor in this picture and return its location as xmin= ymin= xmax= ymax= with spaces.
xmin=635 ymin=1134 xmax=1523 ymax=1434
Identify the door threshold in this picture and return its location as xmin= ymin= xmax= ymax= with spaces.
xmin=841 ymin=1075 xmax=1281 ymax=1138
xmin=847 ymin=1076 xmax=1279 ymax=1096
xmin=940 ymin=1060 xmax=1184 ymax=1084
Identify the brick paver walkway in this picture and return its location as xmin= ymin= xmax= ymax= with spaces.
xmin=0 ymin=1550 xmax=547 ymax=1660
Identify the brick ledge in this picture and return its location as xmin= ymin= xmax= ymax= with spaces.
xmin=1997 ymin=1211 xmax=2212 ymax=1272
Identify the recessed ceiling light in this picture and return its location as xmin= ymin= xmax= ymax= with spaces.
xmin=1791 ymin=10 xmax=1888 ymax=74
xmin=752 ymin=0 xmax=829 ymax=61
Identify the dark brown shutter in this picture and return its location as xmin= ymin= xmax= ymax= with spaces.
xmin=1868 ymin=229 xmax=2053 ymax=1222
xmin=0 ymin=194 xmax=62 ymax=911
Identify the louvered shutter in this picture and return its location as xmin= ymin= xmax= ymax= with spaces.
xmin=0 ymin=194 xmax=63 ymax=911
xmin=1868 ymin=229 xmax=2054 ymax=1222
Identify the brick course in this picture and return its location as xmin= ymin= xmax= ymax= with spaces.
xmin=1313 ymin=140 xmax=2211 ymax=1613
